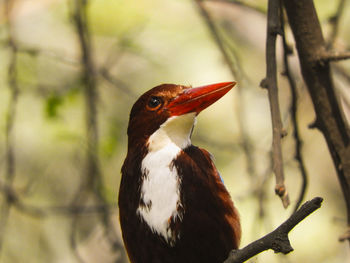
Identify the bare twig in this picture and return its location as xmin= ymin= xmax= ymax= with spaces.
xmin=44 ymin=204 xmax=115 ymax=215
xmin=194 ymin=0 xmax=237 ymax=77
xmin=280 ymin=10 xmax=308 ymax=212
xmin=195 ymin=0 xmax=275 ymax=223
xmin=0 ymin=180 xmax=116 ymax=217
xmin=194 ymin=0 xmax=258 ymax=182
xmin=255 ymin=151 xmax=273 ymax=220
xmin=70 ymin=1 xmax=124 ymax=261
xmin=99 ymin=68 xmax=138 ymax=98
xmin=70 ymin=0 xmax=105 ymax=260
xmin=71 ymin=0 xmax=100 ymax=188
xmin=261 ymin=0 xmax=290 ymax=208
xmin=319 ymin=50 xmax=350 ymax=63
xmin=16 ymin=46 xmax=80 ymax=66
xmin=224 ymin=197 xmax=323 ymax=263
xmin=0 ymin=173 xmax=118 ymax=221
xmin=0 ymin=182 xmax=45 ymax=218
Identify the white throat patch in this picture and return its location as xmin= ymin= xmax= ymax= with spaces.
xmin=137 ymin=113 xmax=196 ymax=245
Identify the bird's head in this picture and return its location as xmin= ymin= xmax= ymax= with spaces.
xmin=127 ymin=82 xmax=236 ymax=150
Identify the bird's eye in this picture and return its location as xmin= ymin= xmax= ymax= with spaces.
xmin=147 ymin=96 xmax=162 ymax=110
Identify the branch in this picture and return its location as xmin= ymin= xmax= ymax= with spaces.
xmin=224 ymin=197 xmax=323 ymax=263
xmin=194 ymin=0 xmax=237 ymax=77
xmin=283 ymin=0 xmax=350 ymax=238
xmin=99 ymin=68 xmax=138 ymax=98
xmin=194 ymin=1 xmax=271 ymax=218
xmin=261 ymin=0 xmax=290 ymax=208
xmin=16 ymin=46 xmax=80 ymax=66
xmin=195 ymin=0 xmax=258 ymax=175
xmin=280 ymin=10 xmax=308 ymax=212
xmin=70 ymin=2 xmax=125 ymax=261
xmin=319 ymin=50 xmax=350 ymax=63
xmin=0 ymin=180 xmax=116 ymax=217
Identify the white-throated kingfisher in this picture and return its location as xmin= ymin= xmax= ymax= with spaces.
xmin=119 ymin=82 xmax=241 ymax=263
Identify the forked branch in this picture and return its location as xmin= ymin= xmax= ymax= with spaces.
xmin=224 ymin=197 xmax=323 ymax=263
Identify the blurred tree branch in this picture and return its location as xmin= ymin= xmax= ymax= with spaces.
xmin=194 ymin=0 xmax=259 ymax=193
xmin=195 ymin=0 xmax=291 ymax=212
xmin=0 ymin=0 xmax=19 ymax=257
xmin=0 ymin=180 xmax=116 ymax=217
xmin=99 ymin=68 xmax=138 ymax=98
xmin=195 ymin=0 xmax=287 ymax=236
xmin=69 ymin=0 xmax=125 ymax=262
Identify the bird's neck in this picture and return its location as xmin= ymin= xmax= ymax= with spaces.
xmin=146 ymin=112 xmax=196 ymax=151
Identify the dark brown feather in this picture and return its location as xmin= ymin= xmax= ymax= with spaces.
xmin=119 ymin=144 xmax=241 ymax=263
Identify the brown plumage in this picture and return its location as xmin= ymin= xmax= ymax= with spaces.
xmin=119 ymin=82 xmax=241 ymax=263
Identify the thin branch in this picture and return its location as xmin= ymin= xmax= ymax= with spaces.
xmin=194 ymin=0 xmax=274 ymax=221
xmin=16 ymin=46 xmax=80 ymax=66
xmin=261 ymin=0 xmax=290 ymax=208
xmin=71 ymin=0 xmax=100 ymax=187
xmin=280 ymin=10 xmax=308 ymax=212
xmin=70 ymin=0 xmax=106 ymax=213
xmin=224 ymin=197 xmax=323 ymax=263
xmin=255 ymin=151 xmax=273 ymax=220
xmin=70 ymin=213 xmax=86 ymax=263
xmin=70 ymin=0 xmax=103 ymax=260
xmin=99 ymin=68 xmax=138 ymax=98
xmin=70 ymin=1 xmax=125 ymax=261
xmin=44 ymin=204 xmax=116 ymax=215
xmin=194 ymin=0 xmax=258 ymax=182
xmin=194 ymin=0 xmax=237 ymax=77
xmin=319 ymin=50 xmax=350 ymax=63
xmin=0 ymin=180 xmax=115 ymax=217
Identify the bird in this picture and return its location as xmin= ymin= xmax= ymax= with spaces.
xmin=118 ymin=82 xmax=241 ymax=263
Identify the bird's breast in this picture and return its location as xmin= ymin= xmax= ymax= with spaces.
xmin=137 ymin=142 xmax=183 ymax=245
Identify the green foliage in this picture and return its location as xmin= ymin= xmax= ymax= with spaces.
xmin=45 ymin=93 xmax=63 ymax=119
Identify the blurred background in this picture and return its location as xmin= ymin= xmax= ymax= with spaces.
xmin=0 ymin=0 xmax=350 ymax=262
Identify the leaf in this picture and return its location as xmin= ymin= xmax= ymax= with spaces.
xmin=45 ymin=94 xmax=63 ymax=119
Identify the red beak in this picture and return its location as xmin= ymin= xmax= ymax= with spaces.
xmin=165 ymin=82 xmax=236 ymax=116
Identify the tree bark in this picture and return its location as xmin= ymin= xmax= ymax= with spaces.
xmin=283 ymin=0 xmax=350 ymax=239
